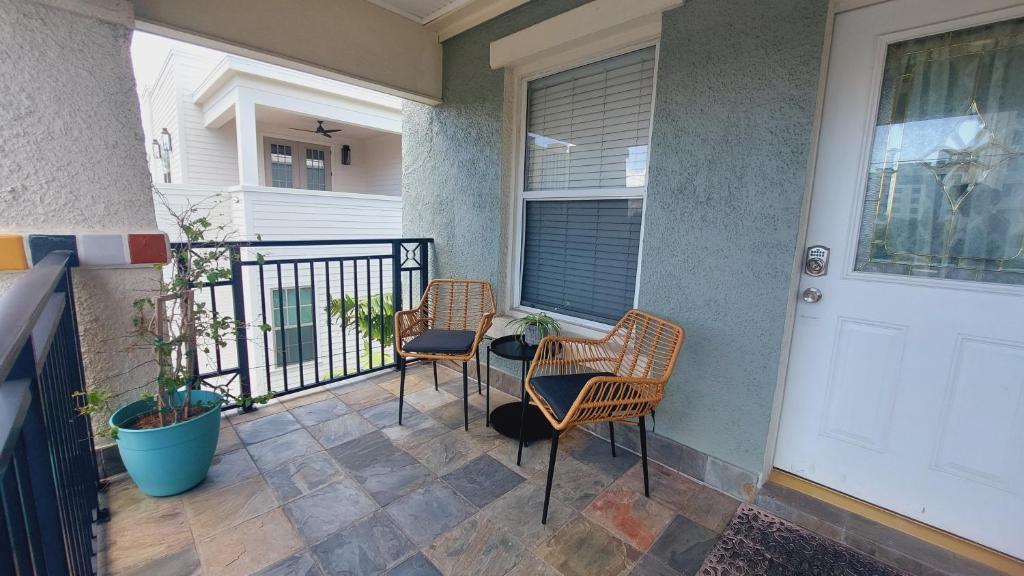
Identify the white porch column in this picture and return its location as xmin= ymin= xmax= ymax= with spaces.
xmin=235 ymin=90 xmax=260 ymax=186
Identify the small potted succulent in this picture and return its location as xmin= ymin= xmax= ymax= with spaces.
xmin=507 ymin=312 xmax=561 ymax=346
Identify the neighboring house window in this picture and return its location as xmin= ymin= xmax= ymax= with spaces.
xmin=264 ymin=139 xmax=331 ymax=190
xmin=272 ymin=287 xmax=315 ymax=366
xmin=517 ymin=45 xmax=657 ymax=325
xmin=305 ymin=148 xmax=327 ymax=191
xmin=270 ymin=143 xmax=294 ymax=188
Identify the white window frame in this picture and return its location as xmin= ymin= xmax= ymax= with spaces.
xmin=262 ymin=137 xmax=332 ymax=191
xmin=507 ymin=39 xmax=661 ymax=332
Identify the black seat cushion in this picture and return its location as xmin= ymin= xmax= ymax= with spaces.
xmin=531 ymin=371 xmax=615 ymax=420
xmin=404 ymin=329 xmax=476 ymax=354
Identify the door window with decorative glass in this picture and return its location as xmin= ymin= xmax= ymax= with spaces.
xmin=854 ymin=18 xmax=1024 ymax=284
xmin=518 ymin=45 xmax=656 ymax=325
xmin=272 ymin=287 xmax=315 ymax=366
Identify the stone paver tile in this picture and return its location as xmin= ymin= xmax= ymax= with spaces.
xmin=253 ymin=551 xmax=324 ymax=576
xmin=215 ymin=425 xmax=242 ymax=455
xmin=583 ymin=486 xmax=675 ymax=551
xmin=308 ymin=412 xmax=376 ymax=448
xmin=462 ymin=418 xmax=508 ymax=453
xmin=683 ymin=485 xmax=741 ymax=532
xmin=284 ymin=478 xmax=379 ymax=545
xmin=264 ymin=450 xmax=343 ymax=503
xmin=616 ymin=462 xmax=701 ymax=514
xmin=478 ymin=482 xmax=575 ymax=547
xmin=630 ymin=554 xmax=683 ymax=576
xmin=227 ymin=401 xmax=287 ymax=426
xmin=376 ymin=372 xmax=432 ymax=396
xmin=407 ymin=429 xmax=483 ymax=476
xmin=247 ymin=428 xmax=321 ymax=471
xmin=103 ymin=482 xmax=193 ymax=575
xmin=566 ymin=429 xmax=640 ymax=478
xmin=536 ymin=515 xmax=642 ymax=576
xmin=648 ymin=515 xmax=719 ymax=575
xmin=502 ymin=552 xmax=562 ymax=576
xmin=280 ymin=389 xmax=335 ymax=409
xmin=290 ymin=397 xmax=350 ymax=427
xmin=196 ymin=508 xmax=303 ymax=576
xmin=531 ymin=453 xmax=614 ymax=511
xmin=489 ymin=437 xmax=552 ymax=479
xmin=235 ymin=411 xmax=302 ymax=445
xmin=329 ymin=433 xmax=436 ymax=506
xmin=426 ymin=513 xmax=527 ymax=576
xmin=386 ymin=552 xmax=441 ymax=576
xmin=110 ymin=544 xmax=201 ymax=576
xmin=404 ymin=387 xmax=458 ymax=412
xmin=428 ymin=400 xmax=484 ymax=430
xmin=311 ymin=510 xmax=414 ymax=576
xmin=374 ymin=406 xmax=450 ymax=451
xmin=332 ymin=380 xmax=394 ymax=410
xmin=184 ymin=475 xmax=278 ymax=539
xmin=443 ymin=454 xmax=524 ymax=508
xmin=190 ymin=448 xmax=258 ymax=494
xmin=359 ymin=399 xmax=411 ymax=428
xmin=384 ymin=481 xmax=477 ymax=547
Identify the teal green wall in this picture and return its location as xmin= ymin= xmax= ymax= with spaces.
xmin=403 ymin=0 xmax=828 ymax=474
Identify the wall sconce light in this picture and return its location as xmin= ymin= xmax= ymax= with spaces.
xmin=341 ymin=144 xmax=352 ymax=166
xmin=160 ymin=128 xmax=173 ymax=153
xmin=151 ymin=139 xmax=162 ymax=159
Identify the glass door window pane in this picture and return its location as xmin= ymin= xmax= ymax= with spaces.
xmin=273 ymin=287 xmax=314 ymax=366
xmin=854 ymin=17 xmax=1024 ymax=284
xmin=270 ymin=143 xmax=294 ymax=188
xmin=305 ymin=148 xmax=327 ymax=191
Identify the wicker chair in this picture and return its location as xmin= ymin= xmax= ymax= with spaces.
xmin=519 ymin=309 xmax=684 ymax=523
xmin=394 ymin=279 xmax=495 ymax=430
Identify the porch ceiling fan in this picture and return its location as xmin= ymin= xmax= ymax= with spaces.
xmin=290 ymin=120 xmax=342 ymax=138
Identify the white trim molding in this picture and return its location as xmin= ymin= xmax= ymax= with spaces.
xmin=489 ymin=0 xmax=683 ymax=70
xmin=428 ymin=0 xmax=530 ymax=41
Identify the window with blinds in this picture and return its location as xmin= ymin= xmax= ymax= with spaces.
xmin=517 ymin=46 xmax=656 ymax=325
xmin=524 ymin=46 xmax=655 ymax=191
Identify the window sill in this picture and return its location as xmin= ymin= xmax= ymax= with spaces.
xmin=487 ymin=309 xmax=611 ymax=341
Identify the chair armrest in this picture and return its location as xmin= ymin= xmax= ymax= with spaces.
xmin=563 ymin=375 xmax=665 ymax=427
xmin=527 ymin=335 xmax=621 ymax=376
xmin=394 ymin=308 xmax=428 ymax=354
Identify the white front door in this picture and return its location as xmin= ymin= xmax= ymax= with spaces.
xmin=775 ymin=0 xmax=1024 ymax=558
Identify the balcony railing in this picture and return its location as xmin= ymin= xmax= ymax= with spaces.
xmin=0 ymin=252 xmax=101 ymax=575
xmin=175 ymin=238 xmax=433 ymax=408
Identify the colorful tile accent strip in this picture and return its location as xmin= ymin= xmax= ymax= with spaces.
xmin=0 ymin=234 xmax=29 ymax=271
xmin=28 ymin=234 xmax=78 ymax=266
xmin=0 ymin=232 xmax=168 ymax=270
xmin=127 ymin=233 xmax=169 ymax=265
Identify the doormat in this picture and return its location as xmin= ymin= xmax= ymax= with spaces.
xmin=698 ymin=505 xmax=907 ymax=576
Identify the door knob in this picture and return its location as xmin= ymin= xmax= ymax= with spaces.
xmin=802 ymin=287 xmax=822 ymax=303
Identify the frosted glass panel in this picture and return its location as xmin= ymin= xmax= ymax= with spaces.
xmin=854 ymin=18 xmax=1024 ymax=284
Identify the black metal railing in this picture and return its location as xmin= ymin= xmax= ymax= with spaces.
xmin=174 ymin=238 xmax=432 ymax=409
xmin=0 ymin=251 xmax=101 ymax=575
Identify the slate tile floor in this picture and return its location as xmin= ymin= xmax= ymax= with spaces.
xmin=99 ymin=364 xmax=742 ymax=576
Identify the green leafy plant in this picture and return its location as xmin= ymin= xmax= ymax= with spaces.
xmin=80 ymin=191 xmax=272 ymax=433
xmin=328 ymin=292 xmax=395 ymax=369
xmin=506 ymin=312 xmax=560 ymax=343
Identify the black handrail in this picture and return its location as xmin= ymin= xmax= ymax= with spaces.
xmin=0 ymin=251 xmax=101 ymax=575
xmin=172 ymin=238 xmax=433 ymax=409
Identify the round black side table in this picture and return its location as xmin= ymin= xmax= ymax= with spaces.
xmin=487 ymin=335 xmax=554 ymax=443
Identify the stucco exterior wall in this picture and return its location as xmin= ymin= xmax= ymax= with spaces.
xmin=0 ymin=0 xmax=161 ymax=427
xmin=403 ymin=0 xmax=828 ymax=476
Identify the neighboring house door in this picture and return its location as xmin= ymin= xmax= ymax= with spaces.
xmin=264 ymin=138 xmax=332 ymax=190
xmin=775 ymin=0 xmax=1024 ymax=559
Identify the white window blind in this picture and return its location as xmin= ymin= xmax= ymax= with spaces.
xmin=525 ymin=46 xmax=656 ymax=191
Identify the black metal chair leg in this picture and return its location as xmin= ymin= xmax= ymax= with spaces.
xmin=516 ymin=394 xmax=528 ymax=465
xmin=398 ymin=361 xmax=406 ymax=425
xmin=609 ymin=422 xmax=616 ymax=457
xmin=462 ymin=362 xmax=469 ymax=431
xmin=475 ymin=348 xmax=482 ymax=395
xmin=486 ymin=348 xmax=491 ymax=427
xmin=433 ymin=361 xmax=438 ymax=391
xmin=542 ymin=429 xmax=560 ymax=524
xmin=639 ymin=415 xmax=650 ymax=497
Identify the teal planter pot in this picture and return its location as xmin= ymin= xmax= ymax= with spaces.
xmin=110 ymin=390 xmax=223 ymax=497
